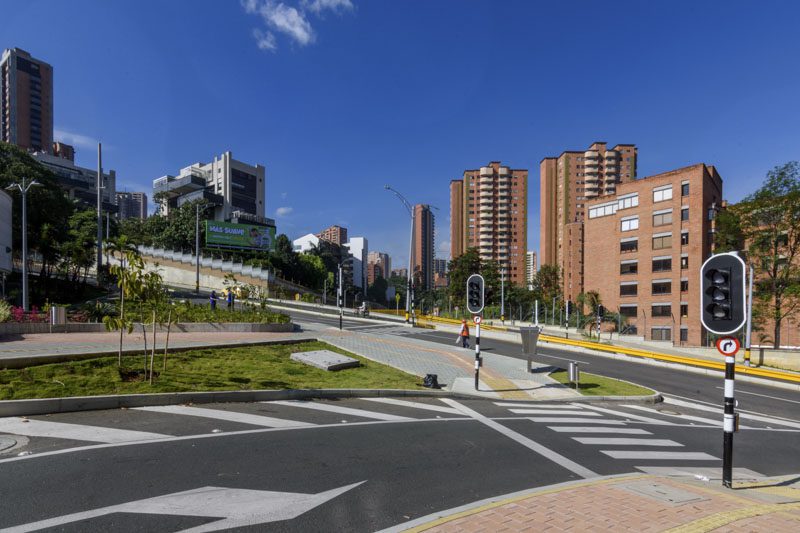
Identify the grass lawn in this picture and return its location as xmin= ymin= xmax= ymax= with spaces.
xmin=549 ymin=368 xmax=654 ymax=396
xmin=0 ymin=342 xmax=426 ymax=400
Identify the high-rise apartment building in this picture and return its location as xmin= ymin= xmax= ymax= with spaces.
xmin=413 ymin=204 xmax=435 ymax=290
xmin=317 ymin=225 xmax=348 ymax=246
xmin=116 ymin=192 xmax=148 ymax=220
xmin=1 ymin=48 xmax=53 ymax=154
xmin=433 ymin=258 xmax=448 ymax=288
xmin=450 ymin=161 xmax=528 ymax=285
xmin=153 ymin=151 xmax=267 ymax=223
xmin=540 ymin=142 xmax=637 ymax=301
xmin=525 ymin=251 xmax=537 ymax=290
xmin=367 ymin=251 xmax=391 ymax=285
xmin=583 ymin=163 xmax=723 ymax=346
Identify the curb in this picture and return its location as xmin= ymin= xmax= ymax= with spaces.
xmin=0 ymin=338 xmax=316 ymax=370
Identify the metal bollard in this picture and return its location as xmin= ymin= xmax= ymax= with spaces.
xmin=568 ymin=361 xmax=580 ymax=389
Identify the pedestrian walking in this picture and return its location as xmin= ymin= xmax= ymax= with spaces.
xmin=227 ymin=289 xmax=234 ymax=310
xmin=210 ymin=290 xmax=217 ymax=310
xmin=458 ymin=319 xmax=470 ymax=349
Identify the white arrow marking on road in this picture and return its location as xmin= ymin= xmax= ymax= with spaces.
xmin=3 ymin=481 xmax=365 ymax=533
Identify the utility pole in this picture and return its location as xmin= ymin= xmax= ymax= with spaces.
xmin=500 ymin=269 xmax=505 ymax=323
xmin=96 ymin=143 xmax=103 ymax=271
xmin=5 ymin=177 xmax=40 ymax=311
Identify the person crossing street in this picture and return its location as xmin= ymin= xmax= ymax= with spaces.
xmin=458 ymin=319 xmax=470 ymax=349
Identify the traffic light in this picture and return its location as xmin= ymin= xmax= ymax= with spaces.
xmin=566 ymin=301 xmax=572 ymax=314
xmin=701 ymin=252 xmax=746 ymax=335
xmin=466 ymin=274 xmax=485 ymax=315
xmin=597 ymin=305 xmax=605 ymax=318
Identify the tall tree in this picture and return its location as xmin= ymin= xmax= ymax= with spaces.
xmin=533 ymin=264 xmax=562 ymax=309
xmin=715 ymin=162 xmax=800 ymax=348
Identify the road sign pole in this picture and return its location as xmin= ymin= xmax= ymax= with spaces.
xmin=723 ymin=352 xmax=735 ymax=488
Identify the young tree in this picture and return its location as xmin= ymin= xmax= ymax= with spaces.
xmin=716 ymin=162 xmax=800 ymax=348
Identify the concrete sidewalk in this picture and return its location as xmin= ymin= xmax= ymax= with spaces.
xmin=388 ymin=472 xmax=800 ymax=532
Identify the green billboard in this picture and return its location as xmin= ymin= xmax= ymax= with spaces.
xmin=205 ymin=220 xmax=275 ymax=251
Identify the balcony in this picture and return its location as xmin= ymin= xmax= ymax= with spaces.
xmin=584 ymin=150 xmax=599 ymax=160
xmin=153 ymin=173 xmax=207 ymax=197
xmin=479 ymin=167 xmax=493 ymax=176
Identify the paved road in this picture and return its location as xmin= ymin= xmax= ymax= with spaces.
xmin=2 ymin=396 xmax=799 ymax=531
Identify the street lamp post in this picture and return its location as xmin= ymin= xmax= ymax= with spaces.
xmin=96 ymin=143 xmax=104 ymax=271
xmin=6 ymin=177 xmax=40 ymax=311
xmin=500 ymin=269 xmax=505 ymax=323
xmin=384 ymin=185 xmax=415 ymax=324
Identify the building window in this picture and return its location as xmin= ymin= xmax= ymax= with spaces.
xmin=652 ymin=257 xmax=672 ymax=272
xmin=620 ymin=305 xmax=638 ymax=318
xmin=681 ymin=256 xmax=689 ymax=269
xmin=620 ymin=261 xmax=638 ymax=275
xmin=681 ymin=232 xmax=689 ymax=245
xmin=681 ymin=280 xmax=689 ymax=292
xmin=652 ymin=234 xmax=672 ymax=250
xmin=653 ymin=186 xmax=673 ymax=203
xmin=620 ymin=283 xmax=638 ymax=297
xmin=652 ymin=281 xmax=672 ymax=295
xmin=681 ymin=303 xmax=688 ymax=317
xmin=680 ymin=328 xmax=688 ymax=342
xmin=617 ymin=193 xmax=639 ymax=210
xmin=651 ymin=327 xmax=672 ymax=341
xmin=681 ymin=183 xmax=689 ymax=196
xmin=620 ymin=239 xmax=638 ymax=253
xmin=651 ymin=304 xmax=671 ymax=317
xmin=653 ymin=211 xmax=673 ymax=227
xmin=621 ymin=216 xmax=639 ymax=232
xmin=681 ymin=207 xmax=689 ymax=221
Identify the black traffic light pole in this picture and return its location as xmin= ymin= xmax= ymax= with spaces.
xmin=466 ymin=274 xmax=485 ymax=391
xmin=700 ymin=252 xmax=746 ymax=489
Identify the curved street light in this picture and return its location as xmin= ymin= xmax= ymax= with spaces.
xmin=384 ymin=185 xmax=414 ymax=323
xmin=6 ymin=177 xmax=41 ymax=311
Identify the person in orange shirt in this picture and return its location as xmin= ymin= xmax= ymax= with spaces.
xmin=459 ymin=319 xmax=470 ymax=348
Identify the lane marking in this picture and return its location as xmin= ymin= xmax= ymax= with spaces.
xmin=134 ymin=405 xmax=315 ymax=428
xmin=714 ymin=386 xmax=800 ymax=405
xmin=360 ymin=398 xmax=463 ymax=415
xmin=549 ymin=427 xmax=651 ymax=434
xmin=494 ymin=403 xmax=583 ymax=409
xmin=440 ymin=399 xmax=598 ymax=479
xmin=267 ymin=401 xmax=414 ymax=421
xmin=663 ymin=397 xmax=800 ymax=429
xmin=623 ymin=405 xmax=726 ymax=428
xmin=508 ymin=410 xmax=601 ymax=416
xmin=601 ymin=451 xmax=718 ymax=460
xmin=573 ymin=438 xmax=682 ymax=447
xmin=0 ymin=418 xmax=168 ymax=443
xmin=577 ymin=404 xmax=673 ymax=425
xmin=528 ymin=417 xmax=627 ymax=425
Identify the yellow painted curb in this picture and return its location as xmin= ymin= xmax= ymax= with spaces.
xmin=664 ymin=502 xmax=800 ymax=532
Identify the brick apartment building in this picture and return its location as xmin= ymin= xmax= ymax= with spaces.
xmin=1 ymin=48 xmax=54 ymax=154
xmin=540 ymin=142 xmax=637 ymax=300
xmin=317 ymin=225 xmax=348 ymax=246
xmin=450 ymin=161 xmax=528 ymax=285
xmin=583 ymin=163 xmax=723 ymax=346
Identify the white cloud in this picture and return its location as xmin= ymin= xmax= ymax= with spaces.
xmin=276 ymin=206 xmax=294 ymax=217
xmin=54 ymin=128 xmax=101 ymax=150
xmin=303 ymin=0 xmax=354 ymax=15
xmin=252 ymin=28 xmax=277 ymax=51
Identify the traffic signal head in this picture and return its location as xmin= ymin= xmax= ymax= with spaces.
xmin=466 ymin=274 xmax=485 ymax=315
xmin=597 ymin=305 xmax=605 ymax=317
xmin=701 ymin=252 xmax=746 ymax=335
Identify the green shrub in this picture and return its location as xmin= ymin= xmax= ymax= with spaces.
xmin=0 ymin=300 xmax=10 ymax=323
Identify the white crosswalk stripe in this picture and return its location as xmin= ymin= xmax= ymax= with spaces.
xmin=509 ymin=409 xmax=600 ymax=416
xmin=494 ymin=403 xmax=581 ymax=409
xmin=549 ymin=427 xmax=652 ymax=434
xmin=529 ymin=418 xmax=627 ymax=425
xmin=573 ymin=438 xmax=682 ymax=447
xmin=134 ymin=405 xmax=315 ymax=428
xmin=0 ymin=417 xmax=168 ymax=443
xmin=663 ymin=397 xmax=800 ymax=429
xmin=602 ymin=451 xmax=718 ymax=461
xmin=361 ymin=398 xmax=464 ymax=415
xmin=267 ymin=400 xmax=414 ymax=421
xmin=576 ymin=404 xmax=674 ymax=425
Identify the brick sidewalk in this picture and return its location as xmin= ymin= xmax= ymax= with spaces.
xmin=396 ymin=474 xmax=800 ymax=532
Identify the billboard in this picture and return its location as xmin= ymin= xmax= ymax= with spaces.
xmin=205 ymin=220 xmax=275 ymax=251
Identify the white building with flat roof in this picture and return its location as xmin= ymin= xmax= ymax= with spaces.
xmin=293 ymin=233 xmax=320 ymax=253
xmin=345 ymin=237 xmax=368 ymax=290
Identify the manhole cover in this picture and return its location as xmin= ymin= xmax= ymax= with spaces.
xmin=620 ymin=481 xmax=708 ymax=505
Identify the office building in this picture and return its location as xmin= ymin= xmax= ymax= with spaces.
xmin=525 ymin=251 xmax=537 ymax=290
xmin=540 ymin=142 xmax=637 ymax=300
xmin=583 ymin=163 xmax=723 ymax=346
xmin=33 ymin=149 xmax=117 ymax=211
xmin=116 ymin=192 xmax=148 ymax=220
xmin=153 ymin=151 xmax=268 ymax=226
xmin=344 ymin=237 xmax=368 ymax=290
xmin=1 ymin=48 xmax=53 ymax=154
xmin=317 ymin=225 xmax=348 ymax=246
xmin=450 ymin=161 xmax=528 ymax=285
xmin=391 ymin=268 xmax=408 ymax=279
xmin=413 ymin=204 xmax=435 ymax=290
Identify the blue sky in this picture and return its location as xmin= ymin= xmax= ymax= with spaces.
xmin=3 ymin=0 xmax=800 ymax=270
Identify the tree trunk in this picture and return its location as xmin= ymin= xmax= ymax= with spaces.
xmin=118 ymin=284 xmax=125 ymax=367
xmin=149 ymin=310 xmax=156 ymax=385
xmin=774 ymin=295 xmax=782 ymax=349
xmin=163 ymin=310 xmax=172 ymax=373
xmin=142 ymin=319 xmax=148 ymax=375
